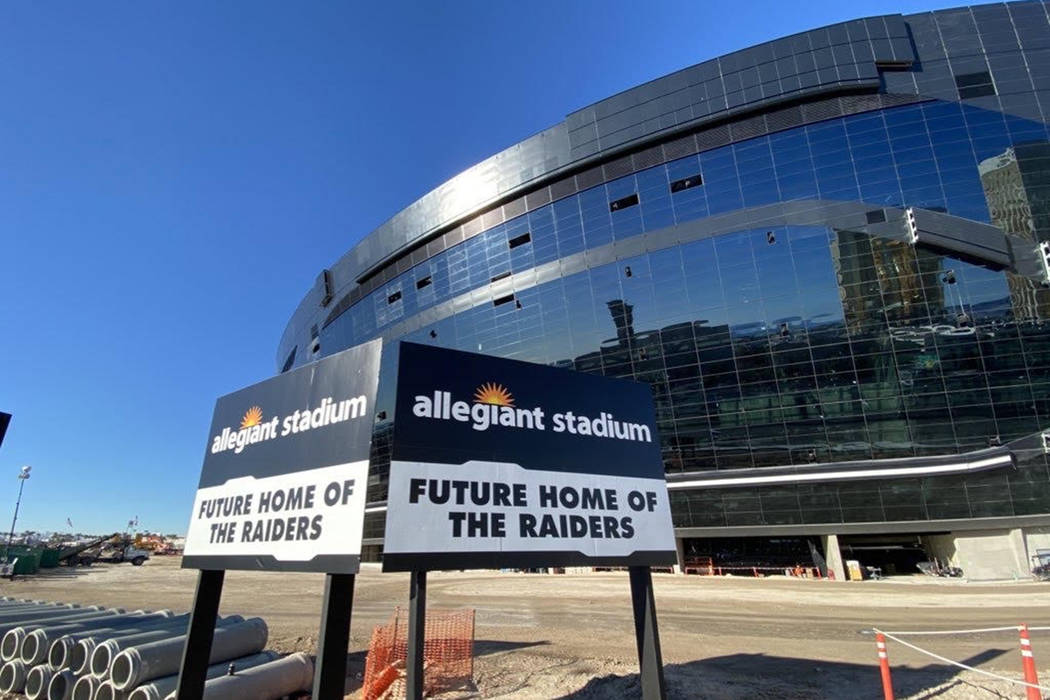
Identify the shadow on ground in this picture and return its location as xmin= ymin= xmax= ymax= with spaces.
xmin=558 ymin=648 xmax=1014 ymax=699
xmin=6 ymin=565 xmax=111 ymax=582
xmin=474 ymin=640 xmax=549 ymax=658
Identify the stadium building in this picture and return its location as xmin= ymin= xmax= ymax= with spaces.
xmin=280 ymin=2 xmax=1050 ymax=579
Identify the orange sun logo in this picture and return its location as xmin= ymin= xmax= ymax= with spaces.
xmin=473 ymin=382 xmax=514 ymax=407
xmin=240 ymin=406 xmax=264 ymax=428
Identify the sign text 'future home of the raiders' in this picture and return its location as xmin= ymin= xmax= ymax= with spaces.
xmin=183 ymin=339 xmax=381 ymax=574
xmin=382 ymin=342 xmax=676 ymax=571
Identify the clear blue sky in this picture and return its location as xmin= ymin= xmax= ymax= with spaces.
xmin=0 ymin=0 xmax=965 ymax=534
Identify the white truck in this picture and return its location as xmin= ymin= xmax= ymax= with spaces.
xmin=62 ymin=534 xmax=150 ymax=566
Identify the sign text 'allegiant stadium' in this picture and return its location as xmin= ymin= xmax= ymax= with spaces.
xmin=211 ymin=395 xmax=368 ymax=455
xmin=412 ymin=390 xmax=652 ymax=443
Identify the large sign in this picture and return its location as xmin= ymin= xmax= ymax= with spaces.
xmin=382 ymin=342 xmax=676 ymax=571
xmin=183 ymin=339 xmax=381 ymax=573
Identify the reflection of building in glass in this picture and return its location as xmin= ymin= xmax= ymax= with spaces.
xmin=980 ymin=142 xmax=1050 ymax=320
xmin=831 ymin=231 xmax=944 ymax=333
xmin=282 ymin=4 xmax=1050 ymax=580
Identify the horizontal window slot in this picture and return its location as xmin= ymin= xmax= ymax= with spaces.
xmin=387 ymin=291 xmax=402 ymax=304
xmin=508 ymin=232 xmax=532 ymax=249
xmin=493 ymin=293 xmax=516 ymax=307
xmin=609 ymin=193 xmax=640 ymax=212
xmin=415 ymin=276 xmax=432 ymax=290
xmin=490 ymin=271 xmax=512 ymax=283
xmin=670 ymin=174 xmax=703 ymax=193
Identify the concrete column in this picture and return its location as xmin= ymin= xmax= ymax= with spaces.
xmin=821 ymin=534 xmax=846 ymax=581
xmin=673 ymin=537 xmax=686 ymax=575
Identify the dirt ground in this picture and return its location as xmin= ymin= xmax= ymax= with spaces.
xmin=4 ymin=557 xmax=1050 ymax=698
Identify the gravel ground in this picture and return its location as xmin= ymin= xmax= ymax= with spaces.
xmin=3 ymin=556 xmax=1050 ymax=698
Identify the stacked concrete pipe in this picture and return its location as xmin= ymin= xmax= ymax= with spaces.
xmin=87 ymin=616 xmax=244 ymax=679
xmin=164 ymin=653 xmax=314 ymax=700
xmin=49 ymin=614 xmax=188 ymax=671
xmin=0 ymin=606 xmax=107 ymax=639
xmin=0 ymin=600 xmax=306 ymax=700
xmin=19 ymin=612 xmax=175 ymax=666
xmin=2 ymin=608 xmax=124 ymax=662
xmin=108 ymin=618 xmax=268 ymax=691
xmin=0 ymin=608 xmax=117 ymax=694
xmin=126 ymin=651 xmax=279 ymax=700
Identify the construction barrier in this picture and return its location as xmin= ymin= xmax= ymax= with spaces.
xmin=871 ymin=624 xmax=1050 ymax=699
xmin=682 ymin=561 xmax=823 ymax=578
xmin=361 ymin=607 xmax=475 ymax=700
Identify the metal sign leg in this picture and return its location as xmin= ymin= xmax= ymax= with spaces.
xmin=175 ymin=569 xmax=225 ymax=700
xmin=629 ymin=566 xmax=667 ymax=700
xmin=406 ymin=570 xmax=427 ymax=700
xmin=313 ymin=573 xmax=356 ymax=699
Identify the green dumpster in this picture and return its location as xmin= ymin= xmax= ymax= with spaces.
xmin=39 ymin=548 xmax=61 ymax=568
xmin=10 ymin=550 xmax=40 ymax=575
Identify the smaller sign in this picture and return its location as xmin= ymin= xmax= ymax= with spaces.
xmin=183 ymin=339 xmax=381 ymax=573
xmin=382 ymin=342 xmax=676 ymax=571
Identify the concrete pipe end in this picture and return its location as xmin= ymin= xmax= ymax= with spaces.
xmin=70 ymin=638 xmax=96 ymax=676
xmin=97 ymin=680 xmax=122 ymax=700
xmin=0 ymin=628 xmax=25 ymax=661
xmin=22 ymin=629 xmax=47 ymax=665
xmin=71 ymin=674 xmax=99 ymax=700
xmin=90 ymin=640 xmax=119 ymax=679
xmin=0 ymin=659 xmax=28 ymax=694
xmin=46 ymin=669 xmax=75 ymax=700
xmin=109 ymin=647 xmax=141 ymax=690
xmin=24 ymin=663 xmax=54 ymax=700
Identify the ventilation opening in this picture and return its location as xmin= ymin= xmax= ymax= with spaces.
xmin=865 ymin=209 xmax=887 ymax=224
xmin=490 ymin=271 xmax=511 ymax=283
xmin=955 ymin=71 xmax=995 ymax=99
xmin=670 ymin=174 xmax=703 ymax=192
xmin=387 ymin=290 xmax=402 ymax=304
xmin=609 ymin=193 xmax=640 ymax=212
xmin=508 ymin=232 xmax=532 ymax=249
xmin=416 ymin=276 xmax=432 ymax=290
xmin=493 ymin=294 xmax=516 ymax=307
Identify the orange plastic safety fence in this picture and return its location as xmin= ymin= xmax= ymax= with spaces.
xmin=361 ymin=607 xmax=475 ymax=699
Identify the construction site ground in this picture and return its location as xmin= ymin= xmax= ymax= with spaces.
xmin=3 ymin=556 xmax=1049 ymax=698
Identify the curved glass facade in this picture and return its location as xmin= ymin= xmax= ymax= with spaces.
xmin=282 ymin=3 xmax=1050 ymax=543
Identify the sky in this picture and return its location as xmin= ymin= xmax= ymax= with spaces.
xmin=0 ymin=0 xmax=968 ymax=535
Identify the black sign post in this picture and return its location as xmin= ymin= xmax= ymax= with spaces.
xmin=313 ymin=573 xmax=356 ymax=698
xmin=384 ymin=342 xmax=676 ymax=699
xmin=406 ymin=570 xmax=427 ymax=699
xmin=177 ymin=339 xmax=382 ymax=699
xmin=630 ymin=566 xmax=666 ymax=699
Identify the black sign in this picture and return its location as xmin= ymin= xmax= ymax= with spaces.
xmin=382 ymin=342 xmax=676 ymax=571
xmin=183 ymin=339 xmax=381 ymax=573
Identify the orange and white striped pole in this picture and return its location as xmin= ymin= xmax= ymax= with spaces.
xmin=875 ymin=632 xmax=894 ymax=700
xmin=1019 ymin=624 xmax=1042 ymax=700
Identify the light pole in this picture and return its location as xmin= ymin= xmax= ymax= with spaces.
xmin=5 ymin=466 xmax=31 ymax=558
